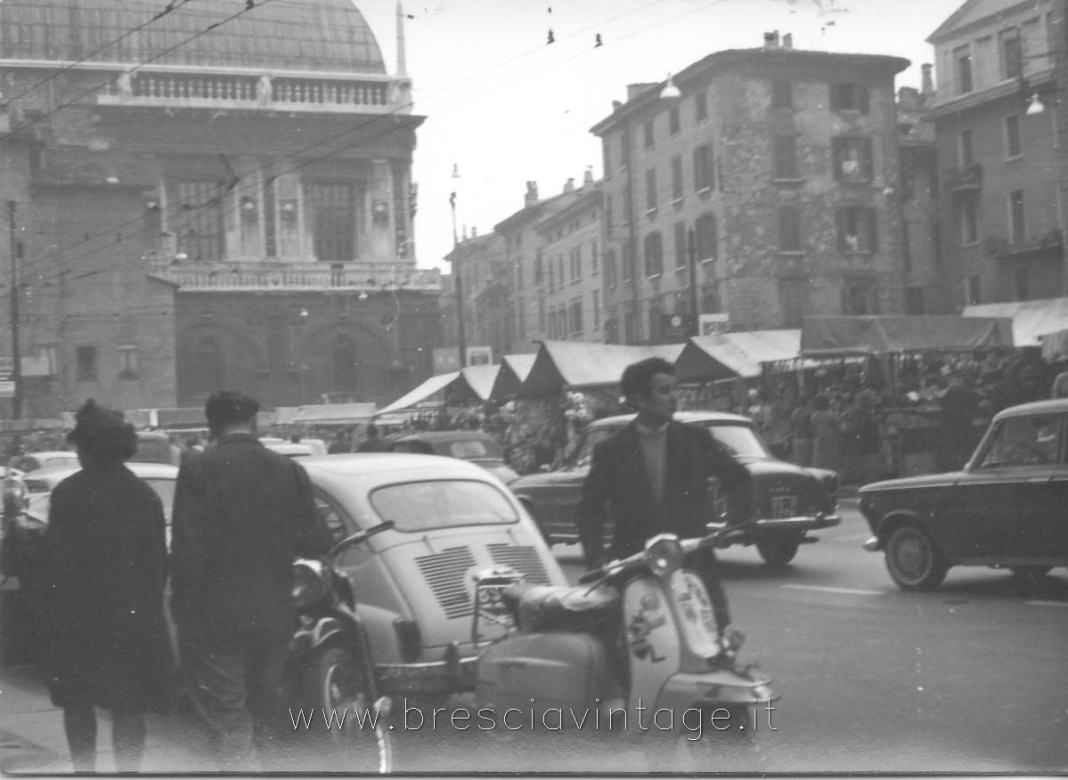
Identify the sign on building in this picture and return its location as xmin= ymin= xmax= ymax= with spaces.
xmin=660 ymin=313 xmax=693 ymax=342
xmin=699 ymin=313 xmax=730 ymax=335
xmin=433 ymin=346 xmax=494 ymax=374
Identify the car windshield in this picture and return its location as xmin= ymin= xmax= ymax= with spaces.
xmin=447 ymin=439 xmax=495 ymax=459
xmin=566 ymin=427 xmax=617 ymax=469
xmin=370 ymin=479 xmax=519 ymax=531
xmin=698 ymin=423 xmax=770 ymax=459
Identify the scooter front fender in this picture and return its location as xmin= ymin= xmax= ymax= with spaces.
xmin=290 ymin=616 xmax=347 ymax=657
xmin=656 ymin=670 xmax=778 ymax=711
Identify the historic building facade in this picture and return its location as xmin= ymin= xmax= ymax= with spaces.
xmin=591 ymin=35 xmax=910 ymax=342
xmin=0 ymin=0 xmax=438 ymax=417
xmin=927 ymin=0 xmax=1064 ymax=308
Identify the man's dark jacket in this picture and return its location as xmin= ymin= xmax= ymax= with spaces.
xmin=577 ymin=419 xmax=737 ymax=627
xmin=170 ymin=434 xmax=332 ymax=633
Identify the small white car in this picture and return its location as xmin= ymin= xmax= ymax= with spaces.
xmin=299 ymin=452 xmax=568 ymax=698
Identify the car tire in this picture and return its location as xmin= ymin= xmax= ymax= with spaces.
xmin=303 ymin=645 xmax=392 ymax=773
xmin=756 ymin=534 xmax=802 ymax=569
xmin=884 ymin=524 xmax=948 ymax=591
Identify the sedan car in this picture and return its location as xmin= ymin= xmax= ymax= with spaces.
xmin=299 ymin=453 xmax=566 ymax=697
xmin=388 ymin=431 xmax=520 ymax=485
xmin=859 ymin=398 xmax=1068 ymax=590
xmin=509 ymin=411 xmax=839 ymax=567
xmin=9 ymin=451 xmax=79 ymax=475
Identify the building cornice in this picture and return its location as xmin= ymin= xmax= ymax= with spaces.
xmin=927 ymin=68 xmax=1056 ymax=120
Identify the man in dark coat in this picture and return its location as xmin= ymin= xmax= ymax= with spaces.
xmin=577 ymin=358 xmax=739 ymax=634
xmin=170 ymin=391 xmax=332 ymax=771
xmin=37 ymin=400 xmax=172 ymax=773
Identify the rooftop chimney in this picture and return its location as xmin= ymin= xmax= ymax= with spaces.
xmin=782 ymin=33 xmax=793 ymax=49
xmin=763 ymin=31 xmax=780 ymax=49
xmin=612 ymin=99 xmax=622 ymax=110
xmin=921 ymin=63 xmax=934 ymax=97
xmin=583 ymin=166 xmax=595 ymax=187
xmin=524 ymin=181 xmax=539 ymax=207
xmin=564 ymin=177 xmax=576 ymax=194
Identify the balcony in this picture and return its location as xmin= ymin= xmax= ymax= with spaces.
xmin=147 ymin=259 xmax=441 ymax=292
xmin=942 ymin=163 xmax=984 ymax=193
xmin=96 ymin=69 xmax=411 ymax=115
xmin=984 ymin=229 xmax=1064 ymax=260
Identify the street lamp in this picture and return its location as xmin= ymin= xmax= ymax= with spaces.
xmin=8 ymin=202 xmax=21 ymax=420
xmin=686 ymin=227 xmax=701 ymax=337
xmin=448 ymin=165 xmax=467 ymax=369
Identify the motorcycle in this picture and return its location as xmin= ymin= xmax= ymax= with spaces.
xmin=287 ymin=521 xmax=396 ymax=773
xmin=472 ymin=525 xmax=777 ymax=742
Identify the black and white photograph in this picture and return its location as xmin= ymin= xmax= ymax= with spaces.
xmin=0 ymin=0 xmax=1067 ymax=774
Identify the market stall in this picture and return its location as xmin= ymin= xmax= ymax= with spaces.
xmin=675 ymin=330 xmax=801 ymax=412
xmin=517 ymin=340 xmax=685 ymax=398
xmin=963 ymin=296 xmax=1068 ymax=347
xmin=793 ymin=315 xmax=1016 ymax=481
xmin=489 ymin=354 xmax=538 ymax=401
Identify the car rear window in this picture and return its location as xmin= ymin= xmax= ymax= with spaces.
xmin=699 ymin=423 xmax=770 ymax=459
xmin=24 ymin=479 xmax=53 ymax=494
xmin=448 ymin=440 xmax=491 ymax=459
xmin=370 ymin=479 xmax=519 ymax=531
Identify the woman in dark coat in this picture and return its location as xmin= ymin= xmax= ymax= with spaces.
xmin=37 ymin=400 xmax=171 ymax=772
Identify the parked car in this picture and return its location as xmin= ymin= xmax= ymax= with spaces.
xmin=388 ymin=431 xmax=520 ymax=485
xmin=264 ymin=441 xmax=316 ymax=458
xmin=9 ymin=451 xmax=79 ymax=474
xmin=859 ymin=398 xmax=1068 ymax=591
xmin=298 ymin=452 xmax=566 ymax=698
xmin=133 ymin=430 xmax=182 ymax=466
xmin=509 ymin=411 xmax=840 ymax=567
xmin=21 ymin=462 xmax=179 ymax=537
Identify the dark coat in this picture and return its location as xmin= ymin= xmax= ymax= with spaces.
xmin=37 ymin=462 xmax=172 ymax=710
xmin=169 ymin=434 xmax=332 ymax=635
xmin=577 ymin=419 xmax=738 ymax=628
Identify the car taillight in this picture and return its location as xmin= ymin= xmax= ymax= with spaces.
xmin=394 ymin=617 xmax=422 ymax=663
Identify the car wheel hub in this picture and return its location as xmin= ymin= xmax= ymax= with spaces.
xmin=896 ymin=536 xmax=927 ymax=576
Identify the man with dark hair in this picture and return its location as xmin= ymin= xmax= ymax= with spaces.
xmin=356 ymin=422 xmax=389 ymax=452
xmin=170 ymin=391 xmax=331 ymax=771
xmin=577 ymin=358 xmax=739 ymax=635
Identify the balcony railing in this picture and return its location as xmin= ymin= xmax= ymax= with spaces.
xmin=942 ymin=163 xmax=984 ymax=193
xmin=96 ymin=70 xmax=410 ymax=114
xmin=984 ymin=229 xmax=1063 ymax=259
xmin=147 ymin=260 xmax=440 ymax=292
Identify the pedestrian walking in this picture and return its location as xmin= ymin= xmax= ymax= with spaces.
xmin=810 ymin=394 xmax=840 ymax=472
xmin=36 ymin=400 xmax=173 ymax=773
xmin=356 ymin=423 xmax=389 ymax=452
xmin=170 ymin=391 xmax=332 ymax=771
xmin=789 ymin=395 xmax=814 ymax=467
xmin=577 ymin=358 xmax=742 ymax=639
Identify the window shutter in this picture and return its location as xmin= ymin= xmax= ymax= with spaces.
xmin=831 ymin=138 xmax=843 ymax=181
xmin=829 ymin=84 xmax=840 ymax=111
xmin=867 ymin=208 xmax=878 ymax=251
xmin=858 ymin=86 xmax=871 ymax=115
xmin=836 ymin=209 xmax=847 ymax=252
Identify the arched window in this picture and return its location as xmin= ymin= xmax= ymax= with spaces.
xmin=195 ymin=337 xmax=223 ymax=395
xmin=333 ymin=336 xmax=358 ymax=391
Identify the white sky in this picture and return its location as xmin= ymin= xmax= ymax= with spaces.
xmin=354 ymin=0 xmax=966 ymax=271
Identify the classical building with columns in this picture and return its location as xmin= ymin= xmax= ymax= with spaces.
xmin=0 ymin=0 xmax=438 ymax=417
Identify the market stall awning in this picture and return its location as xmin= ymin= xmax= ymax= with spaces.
xmin=1040 ymin=327 xmax=1068 ymax=360
xmin=455 ymin=364 xmax=500 ymax=401
xmin=376 ymin=372 xmax=460 ymax=416
xmin=489 ymin=354 xmax=538 ymax=400
xmin=800 ymin=316 xmax=1014 ymax=357
xmin=518 ymin=341 xmax=686 ymax=398
xmin=676 ymin=330 xmax=801 ymax=381
xmin=963 ymin=297 xmax=1068 ymax=347
xmin=291 ymin=403 xmax=376 ymax=425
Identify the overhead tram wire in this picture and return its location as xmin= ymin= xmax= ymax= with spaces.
xmin=0 ymin=0 xmax=199 ymax=111
xmin=16 ymin=0 xmax=685 ymax=286
xmin=5 ymin=0 xmax=276 ymax=138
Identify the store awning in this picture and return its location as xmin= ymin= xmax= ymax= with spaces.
xmin=489 ymin=354 xmax=537 ymax=400
xmin=455 ymin=364 xmax=500 ymax=401
xmin=518 ymin=341 xmax=686 ymax=398
xmin=963 ymin=297 xmax=1068 ymax=347
xmin=676 ymin=330 xmax=801 ymax=381
xmin=290 ymin=403 xmax=376 ymax=425
xmin=800 ymin=316 xmax=1014 ymax=357
xmin=376 ymin=372 xmax=460 ymax=416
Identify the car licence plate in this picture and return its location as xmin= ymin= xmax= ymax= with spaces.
xmin=770 ymin=495 xmax=797 ymax=519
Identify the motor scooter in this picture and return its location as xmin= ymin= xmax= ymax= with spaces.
xmin=472 ymin=525 xmax=777 ymax=741
xmin=287 ymin=521 xmax=395 ymax=773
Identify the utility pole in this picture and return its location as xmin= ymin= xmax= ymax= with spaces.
xmin=449 ymin=190 xmax=467 ymax=368
xmin=8 ymin=201 xmax=21 ymax=420
xmin=687 ymin=226 xmax=700 ymax=337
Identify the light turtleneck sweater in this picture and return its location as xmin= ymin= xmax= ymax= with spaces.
xmin=635 ymin=419 xmax=669 ymax=509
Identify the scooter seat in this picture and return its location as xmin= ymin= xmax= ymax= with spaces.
xmin=509 ymin=584 xmax=621 ymax=634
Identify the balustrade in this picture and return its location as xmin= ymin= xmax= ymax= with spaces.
xmin=147 ymin=260 xmax=440 ymax=291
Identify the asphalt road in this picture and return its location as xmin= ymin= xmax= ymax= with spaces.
xmin=4 ymin=499 xmax=1067 ymax=773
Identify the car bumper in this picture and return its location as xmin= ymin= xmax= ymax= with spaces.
xmin=375 ymin=654 xmax=478 ymax=697
xmin=709 ymin=512 xmax=840 ymax=538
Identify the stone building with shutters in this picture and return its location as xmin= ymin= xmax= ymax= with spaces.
xmin=590 ymin=33 xmax=910 ymax=341
xmin=0 ymin=0 xmax=438 ymax=417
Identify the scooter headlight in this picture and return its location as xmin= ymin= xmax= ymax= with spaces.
xmin=645 ymin=535 xmax=684 ymax=577
xmin=292 ymin=559 xmax=329 ymax=610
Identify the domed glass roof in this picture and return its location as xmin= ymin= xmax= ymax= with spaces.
xmin=0 ymin=0 xmax=387 ymax=74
